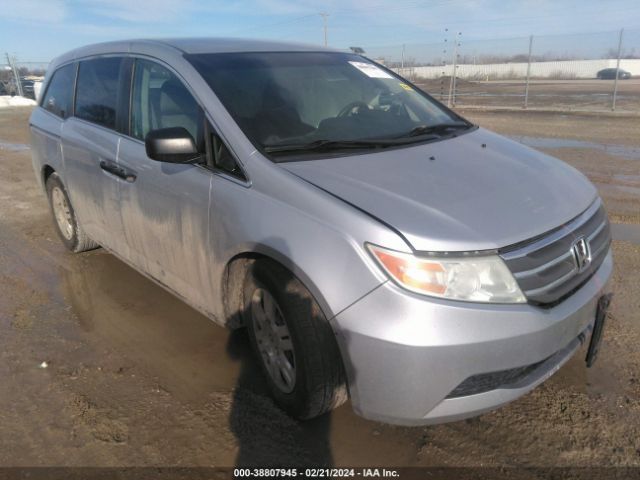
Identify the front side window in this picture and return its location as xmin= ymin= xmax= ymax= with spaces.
xmin=41 ymin=63 xmax=75 ymax=119
xmin=131 ymin=59 xmax=201 ymax=145
xmin=186 ymin=52 xmax=469 ymax=160
xmin=75 ymin=57 xmax=124 ymax=129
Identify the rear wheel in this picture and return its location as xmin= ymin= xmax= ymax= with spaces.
xmin=46 ymin=173 xmax=99 ymax=253
xmin=244 ymin=259 xmax=348 ymax=419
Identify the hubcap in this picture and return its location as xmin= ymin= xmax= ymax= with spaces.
xmin=51 ymin=186 xmax=74 ymax=240
xmin=251 ymin=288 xmax=296 ymax=393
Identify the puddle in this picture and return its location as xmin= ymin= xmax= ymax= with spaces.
xmin=60 ymin=252 xmax=247 ymax=400
xmin=58 ymin=251 xmax=420 ymax=464
xmin=0 ymin=140 xmax=30 ymax=152
xmin=508 ymin=135 xmax=640 ymax=160
xmin=611 ymin=223 xmax=640 ymax=244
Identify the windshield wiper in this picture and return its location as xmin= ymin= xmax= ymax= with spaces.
xmin=396 ymin=122 xmax=471 ymax=139
xmin=263 ymin=138 xmax=400 ymax=154
xmin=263 ymin=125 xmax=470 ymax=154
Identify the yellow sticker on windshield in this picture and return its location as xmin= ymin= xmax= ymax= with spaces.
xmin=399 ymin=83 xmax=413 ymax=91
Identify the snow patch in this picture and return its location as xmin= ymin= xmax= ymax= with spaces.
xmin=0 ymin=96 xmax=37 ymax=108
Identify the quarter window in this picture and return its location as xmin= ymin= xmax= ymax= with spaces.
xmin=41 ymin=63 xmax=75 ymax=119
xmin=210 ymin=130 xmax=246 ymax=180
xmin=75 ymin=57 xmax=124 ymax=130
xmin=131 ymin=59 xmax=201 ymax=146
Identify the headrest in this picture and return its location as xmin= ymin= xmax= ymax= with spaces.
xmin=160 ymin=80 xmax=195 ymax=116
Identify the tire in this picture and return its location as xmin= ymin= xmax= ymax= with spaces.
xmin=243 ymin=259 xmax=348 ymax=420
xmin=46 ymin=173 xmax=99 ymax=253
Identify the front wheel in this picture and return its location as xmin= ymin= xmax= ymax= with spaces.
xmin=46 ymin=173 xmax=99 ymax=253
xmin=244 ymin=259 xmax=348 ymax=420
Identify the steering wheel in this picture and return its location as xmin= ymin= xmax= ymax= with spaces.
xmin=337 ymin=101 xmax=371 ymax=117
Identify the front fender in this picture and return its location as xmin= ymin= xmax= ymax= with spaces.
xmin=208 ymin=159 xmax=410 ymax=323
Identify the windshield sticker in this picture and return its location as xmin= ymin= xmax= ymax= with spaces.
xmin=348 ymin=61 xmax=393 ymax=79
xmin=398 ymin=82 xmax=414 ymax=91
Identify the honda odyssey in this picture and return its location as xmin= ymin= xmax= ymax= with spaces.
xmin=30 ymin=39 xmax=613 ymax=425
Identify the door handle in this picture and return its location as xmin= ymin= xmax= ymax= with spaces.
xmin=99 ymin=160 xmax=137 ymax=183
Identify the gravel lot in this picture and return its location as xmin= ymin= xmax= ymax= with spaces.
xmin=417 ymin=78 xmax=640 ymax=112
xmin=0 ymin=107 xmax=639 ymax=470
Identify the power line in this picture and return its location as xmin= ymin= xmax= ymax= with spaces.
xmin=330 ymin=0 xmax=470 ymax=15
xmin=225 ymin=13 xmax=318 ymax=36
xmin=221 ymin=0 xmax=475 ymax=41
xmin=329 ymin=6 xmax=640 ymax=29
xmin=225 ymin=1 xmax=640 ymax=47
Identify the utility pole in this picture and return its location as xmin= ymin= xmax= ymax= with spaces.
xmin=440 ymin=29 xmax=449 ymax=102
xmin=6 ymin=53 xmax=23 ymax=97
xmin=319 ymin=13 xmax=329 ymax=47
xmin=612 ymin=28 xmax=624 ymax=111
xmin=523 ymin=35 xmax=534 ymax=109
xmin=448 ymin=32 xmax=461 ymax=108
xmin=401 ymin=44 xmax=405 ymax=74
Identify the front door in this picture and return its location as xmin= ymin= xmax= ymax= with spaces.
xmin=117 ymin=58 xmax=215 ymax=315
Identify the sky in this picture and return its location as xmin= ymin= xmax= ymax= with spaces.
xmin=1 ymin=0 xmax=640 ymax=65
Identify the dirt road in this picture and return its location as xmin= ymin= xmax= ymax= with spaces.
xmin=1 ymin=107 xmax=639 ymax=469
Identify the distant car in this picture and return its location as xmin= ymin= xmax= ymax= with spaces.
xmin=596 ymin=68 xmax=631 ymax=80
xmin=20 ymin=79 xmax=35 ymax=99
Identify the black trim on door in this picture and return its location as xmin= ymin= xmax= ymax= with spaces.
xmin=70 ymin=61 xmax=79 ymax=117
xmin=116 ymin=57 xmax=134 ymax=136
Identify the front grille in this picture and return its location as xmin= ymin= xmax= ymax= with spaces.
xmin=500 ymin=200 xmax=611 ymax=306
xmin=446 ymin=356 xmax=550 ymax=398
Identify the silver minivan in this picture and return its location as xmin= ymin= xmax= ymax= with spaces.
xmin=30 ymin=39 xmax=613 ymax=426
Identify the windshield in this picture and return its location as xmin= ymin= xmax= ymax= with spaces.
xmin=186 ymin=52 xmax=469 ymax=157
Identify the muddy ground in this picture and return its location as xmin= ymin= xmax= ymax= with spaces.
xmin=418 ymin=78 xmax=640 ymax=112
xmin=0 ymin=107 xmax=639 ymax=470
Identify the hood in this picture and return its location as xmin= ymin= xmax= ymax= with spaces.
xmin=280 ymin=128 xmax=598 ymax=252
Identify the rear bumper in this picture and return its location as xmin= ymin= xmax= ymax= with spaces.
xmin=333 ymin=249 xmax=613 ymax=426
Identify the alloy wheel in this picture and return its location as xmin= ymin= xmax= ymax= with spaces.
xmin=51 ymin=186 xmax=74 ymax=240
xmin=251 ymin=288 xmax=296 ymax=393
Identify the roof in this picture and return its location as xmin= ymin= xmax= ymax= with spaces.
xmin=49 ymin=37 xmax=342 ymax=69
xmin=147 ymin=37 xmax=339 ymax=54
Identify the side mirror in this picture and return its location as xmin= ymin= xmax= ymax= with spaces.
xmin=145 ymin=127 xmax=199 ymax=163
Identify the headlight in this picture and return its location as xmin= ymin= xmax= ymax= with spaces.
xmin=368 ymin=244 xmax=526 ymax=303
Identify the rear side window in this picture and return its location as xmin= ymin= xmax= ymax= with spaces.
xmin=41 ymin=63 xmax=75 ymax=119
xmin=75 ymin=57 xmax=124 ymax=130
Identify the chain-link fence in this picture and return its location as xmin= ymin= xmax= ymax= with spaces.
xmin=1 ymin=57 xmax=47 ymax=99
xmin=365 ymin=28 xmax=640 ymax=112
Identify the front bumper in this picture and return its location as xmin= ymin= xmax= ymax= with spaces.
xmin=333 ymin=249 xmax=613 ymax=426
